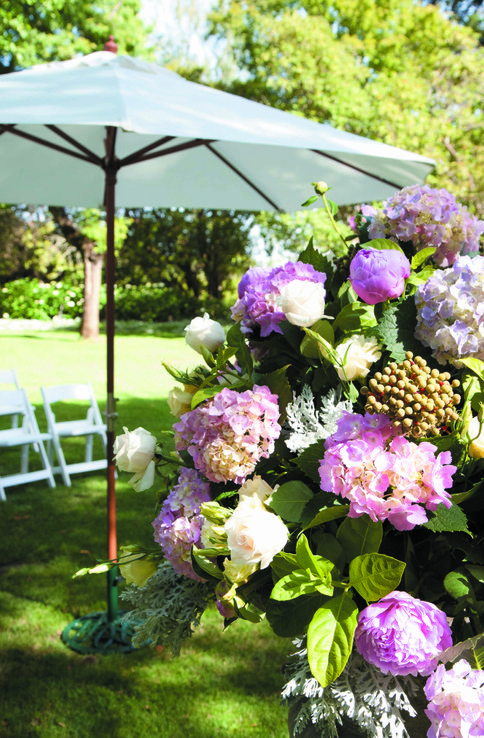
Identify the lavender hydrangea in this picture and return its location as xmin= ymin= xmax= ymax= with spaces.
xmin=424 ymin=660 xmax=484 ymax=738
xmin=362 ymin=184 xmax=484 ymax=267
xmin=173 ymin=385 xmax=281 ymax=484
xmin=355 ymin=591 xmax=453 ymax=677
xmin=318 ymin=411 xmax=456 ymax=531
xmin=231 ymin=261 xmax=326 ymax=336
xmin=415 ymin=255 xmax=484 ymax=366
xmin=152 ymin=467 xmax=211 ymax=580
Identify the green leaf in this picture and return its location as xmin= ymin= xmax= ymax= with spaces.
xmin=300 ymin=319 xmax=335 ymax=359
xmin=364 ymin=238 xmax=405 ymax=253
xmin=226 ymin=322 xmax=253 ymax=378
xmin=444 ymin=569 xmax=472 ymax=599
xmin=336 ymin=515 xmax=383 ymax=562
xmin=466 ymin=564 xmax=484 ymax=584
xmin=266 ymin=593 xmax=323 ymax=637
xmin=301 ymin=195 xmax=320 ymax=207
xmin=260 ymin=365 xmax=292 ymax=422
xmin=459 ymin=357 xmax=484 ymax=383
xmin=349 ymin=553 xmax=405 ymax=602
xmin=307 ymin=593 xmax=358 ymax=687
xmin=271 ymin=552 xmax=300 ymax=580
xmin=296 ymin=534 xmax=333 ymax=577
xmin=191 ymin=548 xmax=224 ymax=581
xmin=191 ymin=385 xmax=224 ymax=408
xmin=298 ymin=238 xmax=334 ymax=277
xmin=370 ymin=296 xmax=427 ymax=363
xmin=332 ymin=302 xmax=376 ymax=333
xmin=294 ymin=439 xmax=327 ymax=484
xmin=302 ymin=503 xmax=350 ymax=532
xmin=424 ymin=503 xmax=470 ymax=534
xmin=269 ymin=481 xmax=314 ymax=523
xmin=271 ymin=568 xmax=333 ymax=601
xmin=411 ymin=247 xmax=436 ymax=269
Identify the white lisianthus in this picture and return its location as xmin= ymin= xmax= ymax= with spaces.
xmin=238 ymin=475 xmax=273 ymax=503
xmin=224 ymin=495 xmax=289 ymax=569
xmin=118 ymin=546 xmax=157 ymax=588
xmin=114 ymin=426 xmax=157 ymax=492
xmin=185 ymin=313 xmax=225 ymax=354
xmin=167 ymin=385 xmax=193 ymax=417
xmin=335 ymin=335 xmax=382 ymax=381
xmin=468 ymin=415 xmax=484 ymax=459
xmin=223 ymin=558 xmax=258 ymax=585
xmin=279 ymin=279 xmax=327 ymax=327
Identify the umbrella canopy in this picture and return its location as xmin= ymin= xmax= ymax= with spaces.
xmin=0 ymin=47 xmax=434 ymax=635
xmin=0 ymin=50 xmax=434 ymax=210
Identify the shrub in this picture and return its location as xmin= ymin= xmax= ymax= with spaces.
xmin=0 ymin=279 xmax=89 ymax=320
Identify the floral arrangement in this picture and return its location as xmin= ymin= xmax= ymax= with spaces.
xmin=112 ymin=183 xmax=484 ymax=738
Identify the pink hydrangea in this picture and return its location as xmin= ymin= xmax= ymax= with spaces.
xmin=173 ymin=385 xmax=281 ymax=484
xmin=318 ymin=412 xmax=456 ymax=530
xmin=355 ymin=591 xmax=453 ymax=677
xmin=152 ymin=467 xmax=211 ymax=580
xmin=425 ymin=660 xmax=484 ymax=738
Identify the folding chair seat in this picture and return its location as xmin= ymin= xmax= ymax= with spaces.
xmin=0 ymin=389 xmax=56 ymax=501
xmin=41 ymin=383 xmax=108 ymax=486
xmin=0 ymin=369 xmax=21 ymax=428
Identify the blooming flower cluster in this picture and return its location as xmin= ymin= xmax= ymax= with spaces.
xmin=355 ymin=591 xmax=453 ymax=677
xmin=231 ymin=261 xmax=327 ymax=336
xmin=424 ymin=660 xmax=484 ymax=738
xmin=152 ymin=467 xmax=211 ymax=580
xmin=360 ymin=184 xmax=484 ymax=266
xmin=349 ymin=248 xmax=410 ymax=304
xmin=318 ymin=411 xmax=456 ymax=530
xmin=173 ymin=385 xmax=281 ymax=484
xmin=415 ymin=254 xmax=484 ymax=366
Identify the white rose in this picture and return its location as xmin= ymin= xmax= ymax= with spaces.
xmin=238 ymin=475 xmax=273 ymax=503
xmin=114 ymin=427 xmax=157 ymax=492
xmin=468 ymin=416 xmax=484 ymax=459
xmin=167 ymin=385 xmax=193 ymax=417
xmin=185 ymin=313 xmax=225 ymax=354
xmin=224 ymin=495 xmax=288 ymax=569
xmin=279 ymin=279 xmax=327 ymax=327
xmin=335 ymin=335 xmax=382 ymax=381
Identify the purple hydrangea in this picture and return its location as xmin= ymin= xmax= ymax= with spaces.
xmin=231 ymin=261 xmax=326 ymax=336
xmin=349 ymin=248 xmax=410 ymax=304
xmin=173 ymin=385 xmax=281 ymax=484
xmin=152 ymin=467 xmax=211 ymax=580
xmin=355 ymin=591 xmax=453 ymax=677
xmin=415 ymin=255 xmax=484 ymax=366
xmin=364 ymin=184 xmax=484 ymax=267
xmin=318 ymin=412 xmax=456 ymax=531
xmin=424 ymin=660 xmax=484 ymax=738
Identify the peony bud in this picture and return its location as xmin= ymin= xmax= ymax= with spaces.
xmin=184 ymin=313 xmax=225 ymax=354
xmin=114 ymin=426 xmax=157 ymax=492
xmin=279 ymin=279 xmax=327 ymax=327
xmin=349 ymin=248 xmax=410 ymax=304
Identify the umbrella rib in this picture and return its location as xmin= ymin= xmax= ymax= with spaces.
xmin=46 ymin=125 xmax=103 ymax=165
xmin=117 ymin=136 xmax=176 ymax=167
xmin=312 ymin=149 xmax=403 ymax=190
xmin=2 ymin=125 xmax=99 ymax=166
xmin=205 ymin=143 xmax=282 ymax=211
xmin=122 ymin=137 xmax=217 ymax=165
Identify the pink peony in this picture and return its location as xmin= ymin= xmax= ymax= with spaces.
xmin=349 ymin=248 xmax=410 ymax=304
xmin=355 ymin=591 xmax=453 ymax=677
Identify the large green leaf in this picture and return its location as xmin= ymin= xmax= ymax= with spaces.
xmin=271 ymin=568 xmax=333 ymax=601
xmin=307 ymin=593 xmax=358 ymax=687
xmin=296 ymin=534 xmax=334 ymax=579
xmin=444 ymin=569 xmax=472 ymax=599
xmin=302 ymin=503 xmax=350 ymax=532
xmin=424 ymin=503 xmax=470 ymax=534
xmin=269 ymin=480 xmax=313 ymax=522
xmin=266 ymin=593 xmax=324 ymax=637
xmin=294 ymin=439 xmax=327 ymax=484
xmin=349 ymin=553 xmax=405 ymax=602
xmin=336 ymin=515 xmax=383 ymax=562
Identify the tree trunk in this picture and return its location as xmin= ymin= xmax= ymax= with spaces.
xmin=80 ymin=241 xmax=104 ymax=339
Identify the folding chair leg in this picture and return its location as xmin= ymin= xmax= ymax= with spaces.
xmin=20 ymin=444 xmax=29 ymax=474
xmin=85 ymin=434 xmax=94 ymax=463
xmin=0 ymin=481 xmax=6 ymax=502
xmin=37 ymin=440 xmax=56 ymax=489
xmin=52 ymin=436 xmax=72 ymax=486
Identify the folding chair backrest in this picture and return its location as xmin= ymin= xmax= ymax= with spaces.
xmin=0 ymin=369 xmax=21 ymax=389
xmin=41 ymin=383 xmax=104 ymax=424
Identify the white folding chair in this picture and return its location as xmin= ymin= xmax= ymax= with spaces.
xmin=0 ymin=369 xmax=22 ymax=428
xmin=0 ymin=389 xmax=56 ymax=501
xmin=41 ymin=383 xmax=108 ymax=486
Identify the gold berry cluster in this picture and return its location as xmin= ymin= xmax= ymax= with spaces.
xmin=361 ymin=351 xmax=461 ymax=438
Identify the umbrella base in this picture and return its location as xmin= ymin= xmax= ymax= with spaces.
xmin=61 ymin=610 xmax=144 ymax=655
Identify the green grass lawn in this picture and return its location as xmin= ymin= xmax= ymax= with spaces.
xmin=0 ymin=324 xmax=291 ymax=738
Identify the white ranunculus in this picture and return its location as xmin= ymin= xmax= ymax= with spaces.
xmin=468 ymin=416 xmax=484 ymax=459
xmin=167 ymin=385 xmax=193 ymax=417
xmin=185 ymin=313 xmax=225 ymax=354
xmin=114 ymin=426 xmax=157 ymax=492
xmin=224 ymin=496 xmax=289 ymax=570
xmin=335 ymin=334 xmax=382 ymax=381
xmin=279 ymin=279 xmax=327 ymax=327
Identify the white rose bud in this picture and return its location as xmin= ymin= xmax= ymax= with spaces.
xmin=114 ymin=426 xmax=157 ymax=492
xmin=185 ymin=313 xmax=225 ymax=354
xmin=224 ymin=495 xmax=288 ymax=570
xmin=167 ymin=385 xmax=193 ymax=417
xmin=279 ymin=279 xmax=326 ymax=327
xmin=335 ymin=334 xmax=382 ymax=381
xmin=468 ymin=416 xmax=484 ymax=459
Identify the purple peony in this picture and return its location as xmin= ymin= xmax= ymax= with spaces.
xmin=355 ymin=591 xmax=453 ymax=677
xmin=424 ymin=660 xmax=484 ymax=738
xmin=349 ymin=248 xmax=411 ymax=305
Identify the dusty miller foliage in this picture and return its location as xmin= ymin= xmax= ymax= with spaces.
xmin=285 ymin=385 xmax=352 ymax=453
xmin=120 ymin=561 xmax=216 ymax=654
xmin=281 ymin=640 xmax=419 ymax=738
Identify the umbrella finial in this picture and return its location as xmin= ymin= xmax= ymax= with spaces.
xmin=104 ymin=36 xmax=118 ymax=54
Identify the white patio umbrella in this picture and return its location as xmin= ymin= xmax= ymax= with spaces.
xmin=0 ymin=43 xmax=434 ymax=649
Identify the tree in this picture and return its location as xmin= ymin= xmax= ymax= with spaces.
xmin=207 ymin=0 xmax=484 ymax=222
